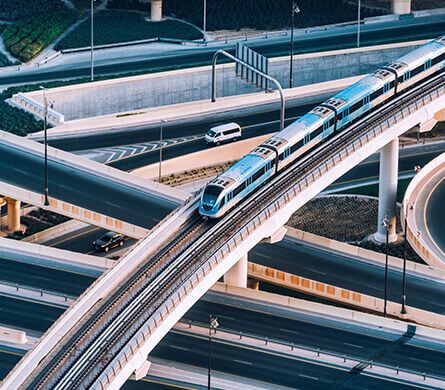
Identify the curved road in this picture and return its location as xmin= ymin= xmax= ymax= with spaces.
xmin=425 ymin=175 xmax=445 ymax=258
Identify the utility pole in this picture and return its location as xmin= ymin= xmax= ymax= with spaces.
xmin=158 ymin=119 xmax=165 ymax=183
xmin=381 ymin=213 xmax=390 ymax=317
xmin=208 ymin=315 xmax=219 ymax=390
xmin=40 ymin=86 xmax=51 ymax=206
xmin=203 ymin=0 xmax=207 ymax=40
xmin=357 ymin=0 xmax=361 ymax=47
xmin=91 ymin=0 xmax=95 ymax=81
xmin=289 ymin=2 xmax=300 ymax=88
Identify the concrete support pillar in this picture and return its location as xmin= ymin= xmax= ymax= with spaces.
xmin=375 ymin=139 xmax=399 ymax=243
xmin=150 ymin=0 xmax=162 ymax=21
xmin=391 ymin=0 xmax=411 ymax=14
xmin=224 ymin=254 xmax=247 ymax=288
xmin=6 ymin=198 xmax=21 ymax=231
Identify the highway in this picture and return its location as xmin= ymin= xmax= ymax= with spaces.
xmin=1 ymin=15 xmax=443 ymax=87
xmin=0 ymin=142 xmax=180 ymax=228
xmin=425 ymin=175 xmax=445 ymax=256
xmin=249 ymin=237 xmax=445 ymax=314
xmin=0 ymin=292 xmax=444 ymax=386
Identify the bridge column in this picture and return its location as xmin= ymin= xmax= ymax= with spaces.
xmin=6 ymin=198 xmax=21 ymax=231
xmin=150 ymin=0 xmax=162 ymax=21
xmin=392 ymin=0 xmax=411 ymax=14
xmin=224 ymin=254 xmax=247 ymax=288
xmin=375 ymin=139 xmax=399 ymax=243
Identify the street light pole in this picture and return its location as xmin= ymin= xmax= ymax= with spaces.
xmin=357 ymin=0 xmax=361 ymax=47
xmin=289 ymin=2 xmax=300 ymax=89
xmin=401 ymin=205 xmax=410 ymax=314
xmin=40 ymin=86 xmax=50 ymax=206
xmin=381 ymin=213 xmax=389 ymax=317
xmin=91 ymin=0 xmax=95 ymax=81
xmin=203 ymin=0 xmax=207 ymax=41
xmin=158 ymin=119 xmax=165 ymax=183
xmin=208 ymin=315 xmax=219 ymax=390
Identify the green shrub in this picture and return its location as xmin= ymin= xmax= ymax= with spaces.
xmin=3 ymin=9 xmax=80 ymax=62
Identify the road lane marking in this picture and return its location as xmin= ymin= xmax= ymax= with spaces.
xmin=170 ymin=345 xmax=189 ymax=351
xmin=279 ymin=328 xmax=299 ymax=334
xmin=233 ymin=359 xmax=252 ymax=365
xmin=298 ymin=374 xmax=319 ymax=380
xmin=344 ymin=342 xmax=364 ymax=348
xmin=254 ymin=253 xmax=271 ymax=259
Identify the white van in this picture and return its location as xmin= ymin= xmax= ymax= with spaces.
xmin=205 ymin=122 xmax=241 ymax=145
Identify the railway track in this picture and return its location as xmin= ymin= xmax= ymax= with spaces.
xmin=26 ymin=72 xmax=444 ymax=390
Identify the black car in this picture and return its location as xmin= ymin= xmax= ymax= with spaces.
xmin=93 ymin=232 xmax=125 ymax=252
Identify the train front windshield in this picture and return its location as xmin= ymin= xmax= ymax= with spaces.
xmin=202 ymin=185 xmax=223 ymax=211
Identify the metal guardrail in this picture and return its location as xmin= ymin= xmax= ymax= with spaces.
xmin=0 ymin=279 xmax=76 ymax=302
xmin=179 ymin=319 xmax=445 ymax=382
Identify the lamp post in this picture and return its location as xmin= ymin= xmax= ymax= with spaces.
xmin=289 ymin=1 xmax=300 ymax=88
xmin=40 ymin=86 xmax=50 ymax=206
xmin=158 ymin=119 xmax=165 ymax=183
xmin=357 ymin=0 xmax=361 ymax=47
xmin=203 ymin=0 xmax=207 ymax=41
xmin=381 ymin=213 xmax=390 ymax=317
xmin=401 ymin=203 xmax=413 ymax=314
xmin=91 ymin=0 xmax=95 ymax=81
xmin=208 ymin=315 xmax=219 ymax=390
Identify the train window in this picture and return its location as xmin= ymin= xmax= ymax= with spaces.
xmin=432 ymin=53 xmax=445 ymax=66
xmin=323 ymin=121 xmax=329 ymax=131
xmin=362 ymin=95 xmax=370 ymax=106
xmin=341 ymin=108 xmax=350 ymax=120
xmin=284 ymin=147 xmax=291 ymax=158
xmin=252 ymin=167 xmax=264 ymax=182
xmin=227 ymin=191 xmax=233 ymax=201
xmin=383 ymin=83 xmax=390 ymax=93
xmin=303 ymin=133 xmax=310 ymax=145
xmin=350 ymin=101 xmax=362 ymax=113
xmin=291 ymin=140 xmax=303 ymax=154
xmin=403 ymin=71 xmax=411 ymax=82
xmin=424 ymin=59 xmax=432 ymax=70
xmin=219 ymin=197 xmax=225 ymax=207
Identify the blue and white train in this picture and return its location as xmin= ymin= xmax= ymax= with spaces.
xmin=199 ymin=36 xmax=445 ymax=218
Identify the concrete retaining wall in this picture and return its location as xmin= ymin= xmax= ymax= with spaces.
xmin=20 ymin=41 xmax=427 ymax=121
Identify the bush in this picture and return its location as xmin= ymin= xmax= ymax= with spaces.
xmin=56 ymin=10 xmax=202 ymax=50
xmin=3 ymin=9 xmax=80 ymax=62
xmin=0 ymin=0 xmax=65 ymax=22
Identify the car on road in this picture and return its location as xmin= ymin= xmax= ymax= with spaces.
xmin=93 ymin=232 xmax=125 ymax=252
xmin=205 ymin=122 xmax=241 ymax=145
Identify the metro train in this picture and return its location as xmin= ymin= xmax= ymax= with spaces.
xmin=199 ymin=36 xmax=445 ymax=219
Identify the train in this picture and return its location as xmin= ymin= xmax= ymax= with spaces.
xmin=199 ymin=36 xmax=445 ymax=219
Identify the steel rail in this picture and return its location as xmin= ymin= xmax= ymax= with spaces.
xmin=26 ymin=72 xmax=444 ymax=390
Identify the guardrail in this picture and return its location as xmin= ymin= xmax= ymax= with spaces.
xmin=0 ymin=279 xmax=76 ymax=303
xmin=179 ymin=319 xmax=444 ymax=383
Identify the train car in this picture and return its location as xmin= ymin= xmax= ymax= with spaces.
xmin=199 ymin=36 xmax=445 ymax=219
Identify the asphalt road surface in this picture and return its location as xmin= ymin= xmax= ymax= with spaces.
xmin=1 ymin=17 xmax=443 ymax=87
xmin=0 ymin=143 xmax=180 ymax=228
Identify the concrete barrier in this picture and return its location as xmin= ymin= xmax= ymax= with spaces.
xmin=247 ymin=262 xmax=444 ymax=329
xmin=0 ymin=237 xmax=112 ymax=269
xmin=133 ymin=134 xmax=272 ymax=180
xmin=9 ymin=93 xmax=65 ymax=126
xmin=285 ymin=226 xmax=445 ymax=280
xmin=0 ymin=326 xmax=27 ymax=344
xmin=211 ymin=282 xmax=445 ymax=340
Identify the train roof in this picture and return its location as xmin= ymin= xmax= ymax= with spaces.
xmin=216 ymin=154 xmax=265 ymax=184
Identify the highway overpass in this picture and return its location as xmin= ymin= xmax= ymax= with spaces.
xmin=3 ymin=55 xmax=443 ymax=389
